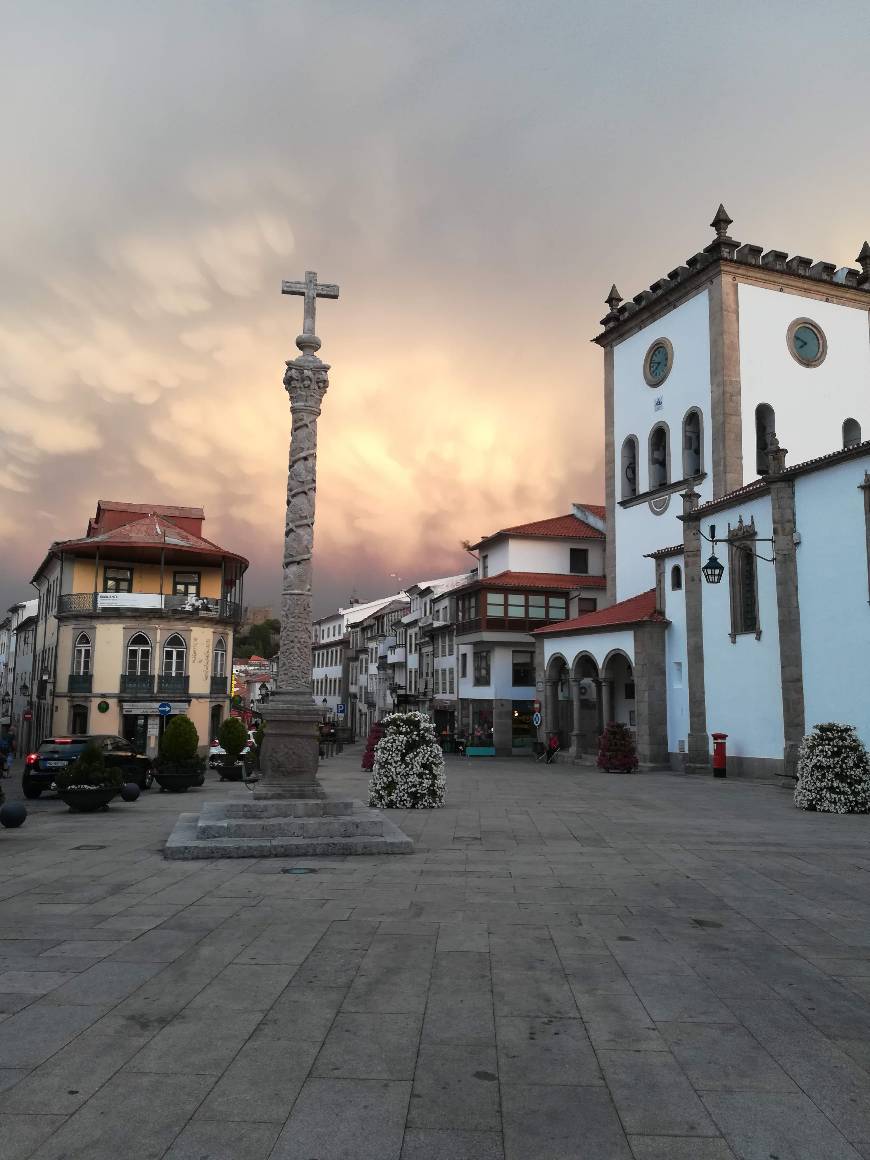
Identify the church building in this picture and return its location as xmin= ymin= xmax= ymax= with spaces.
xmin=535 ymin=208 xmax=870 ymax=777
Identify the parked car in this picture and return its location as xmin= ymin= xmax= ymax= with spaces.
xmin=23 ymin=735 xmax=155 ymax=799
xmin=208 ymin=740 xmax=252 ymax=771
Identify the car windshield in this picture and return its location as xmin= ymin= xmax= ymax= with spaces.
xmin=38 ymin=739 xmax=90 ymax=759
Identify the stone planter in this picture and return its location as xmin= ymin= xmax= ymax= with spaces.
xmin=155 ymin=762 xmax=205 ymax=793
xmin=219 ymin=760 xmax=245 ymax=782
xmin=57 ymin=787 xmax=119 ymax=812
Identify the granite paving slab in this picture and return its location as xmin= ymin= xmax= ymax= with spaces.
xmin=1 ymin=749 xmax=870 ymax=1158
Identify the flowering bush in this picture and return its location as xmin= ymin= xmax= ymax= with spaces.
xmin=368 ymin=712 xmax=446 ymax=809
xmin=794 ymin=722 xmax=870 ymax=813
xmin=597 ymin=722 xmax=638 ymax=773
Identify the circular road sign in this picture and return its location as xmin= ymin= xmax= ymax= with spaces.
xmin=532 ymin=711 xmax=542 ymax=727
xmin=157 ymin=702 xmax=172 ymax=717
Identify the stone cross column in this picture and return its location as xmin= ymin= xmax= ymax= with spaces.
xmin=256 ymin=273 xmax=339 ymax=799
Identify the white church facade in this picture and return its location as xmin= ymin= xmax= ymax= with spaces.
xmin=535 ymin=208 xmax=870 ymax=777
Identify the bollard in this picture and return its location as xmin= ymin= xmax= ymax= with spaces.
xmin=712 ymin=732 xmax=728 ymax=779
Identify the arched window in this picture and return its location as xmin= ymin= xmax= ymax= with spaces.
xmin=755 ymin=404 xmax=776 ymax=474
xmin=73 ymin=632 xmax=92 ymax=675
xmin=682 ymin=409 xmax=703 ymax=478
xmin=671 ymin=564 xmax=683 ymax=591
xmin=213 ymin=636 xmax=227 ymax=678
xmin=649 ymin=424 xmax=670 ymax=490
xmin=621 ymin=436 xmax=638 ymax=499
xmin=126 ymin=632 xmax=151 ymax=675
xmin=162 ymin=633 xmax=186 ymax=677
xmin=843 ymin=418 xmax=861 ymax=447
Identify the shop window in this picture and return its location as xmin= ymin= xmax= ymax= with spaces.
xmin=104 ymin=566 xmax=132 ymax=593
xmin=473 ymin=650 xmax=491 ymax=686
xmin=570 ymin=548 xmax=589 ymax=574
xmin=71 ymin=704 xmax=88 ymax=735
xmin=471 ymin=705 xmax=493 ymax=745
xmin=511 ymin=700 xmax=536 ymax=749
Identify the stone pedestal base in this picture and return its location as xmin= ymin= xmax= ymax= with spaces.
xmin=256 ymin=690 xmax=322 ymax=799
xmin=164 ymin=796 xmax=414 ymax=859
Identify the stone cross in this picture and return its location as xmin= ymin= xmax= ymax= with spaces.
xmin=281 ymin=271 xmax=340 ymax=338
xmin=255 ymin=271 xmax=339 ymax=798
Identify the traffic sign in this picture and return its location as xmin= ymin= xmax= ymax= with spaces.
xmin=157 ymin=702 xmax=172 ymax=717
xmin=336 ymin=704 xmax=346 ymax=718
xmin=532 ymin=711 xmax=542 ymax=727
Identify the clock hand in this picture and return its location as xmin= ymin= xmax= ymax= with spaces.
xmin=795 ymin=335 xmax=806 ymax=349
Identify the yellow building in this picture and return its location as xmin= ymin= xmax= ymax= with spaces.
xmin=30 ymin=500 xmax=248 ymax=755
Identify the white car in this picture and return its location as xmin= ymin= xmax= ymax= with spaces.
xmin=208 ymin=740 xmax=252 ymax=770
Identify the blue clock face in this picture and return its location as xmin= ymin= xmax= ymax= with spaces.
xmin=648 ymin=344 xmax=669 ymax=381
xmin=792 ymin=324 xmax=821 ymax=363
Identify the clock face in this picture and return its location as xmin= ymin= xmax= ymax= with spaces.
xmin=648 ymin=344 xmax=669 ymax=381
xmin=792 ymin=324 xmax=821 ymax=363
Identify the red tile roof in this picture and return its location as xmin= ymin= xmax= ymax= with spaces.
xmin=55 ymin=514 xmax=248 ymax=565
xmin=460 ymin=570 xmax=608 ymax=592
xmin=472 ymin=511 xmax=605 ymax=548
xmin=534 ymin=589 xmax=664 ymax=635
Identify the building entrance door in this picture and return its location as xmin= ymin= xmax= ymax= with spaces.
xmin=123 ymin=713 xmax=148 ymax=754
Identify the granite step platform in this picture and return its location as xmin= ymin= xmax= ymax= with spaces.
xmin=164 ymin=798 xmax=414 ymax=859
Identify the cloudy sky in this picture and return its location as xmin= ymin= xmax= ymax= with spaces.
xmin=2 ymin=0 xmax=870 ymax=615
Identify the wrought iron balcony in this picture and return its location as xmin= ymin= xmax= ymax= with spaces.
xmin=210 ymin=675 xmax=228 ymax=695
xmin=58 ymin=592 xmax=242 ymax=621
xmin=119 ymin=673 xmax=154 ymax=695
xmin=157 ymin=674 xmax=189 ymax=695
xmin=67 ymin=673 xmax=93 ymax=694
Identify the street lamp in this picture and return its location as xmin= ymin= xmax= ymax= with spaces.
xmin=700 ymin=523 xmax=775 ymax=585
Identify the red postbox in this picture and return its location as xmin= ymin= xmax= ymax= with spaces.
xmin=712 ymin=732 xmax=728 ymax=778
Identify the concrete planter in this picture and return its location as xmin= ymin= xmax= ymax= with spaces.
xmin=155 ymin=761 xmax=205 ymax=793
xmin=57 ymin=787 xmax=119 ymax=812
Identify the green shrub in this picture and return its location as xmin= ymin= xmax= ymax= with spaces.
xmin=159 ymin=716 xmax=200 ymax=764
xmin=219 ymin=716 xmax=248 ymax=759
xmin=56 ymin=742 xmax=122 ymax=791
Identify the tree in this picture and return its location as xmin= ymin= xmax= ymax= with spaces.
xmin=219 ymin=717 xmax=248 ymax=781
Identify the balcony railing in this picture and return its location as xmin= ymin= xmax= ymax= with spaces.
xmin=67 ymin=673 xmax=93 ymax=694
xmin=58 ymin=592 xmax=242 ymax=621
xmin=158 ymin=674 xmax=190 ymax=695
xmin=120 ymin=673 xmax=154 ymax=695
xmin=210 ymin=675 xmax=228 ymax=695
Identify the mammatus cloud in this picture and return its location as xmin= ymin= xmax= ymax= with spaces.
xmin=3 ymin=1 xmax=870 ymax=613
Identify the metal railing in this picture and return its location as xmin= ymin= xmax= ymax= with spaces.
xmin=119 ymin=673 xmax=155 ymax=695
xmin=157 ymin=674 xmax=189 ymax=695
xmin=58 ymin=593 xmax=242 ymax=621
xmin=210 ymin=675 xmax=228 ymax=695
xmin=67 ymin=673 xmax=93 ymax=694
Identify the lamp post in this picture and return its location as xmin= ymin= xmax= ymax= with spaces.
xmin=700 ymin=523 xmax=775 ymax=584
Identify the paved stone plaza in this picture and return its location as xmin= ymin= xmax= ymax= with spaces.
xmin=1 ymin=752 xmax=870 ymax=1159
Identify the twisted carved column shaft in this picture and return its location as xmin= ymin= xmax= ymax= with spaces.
xmin=278 ymin=357 xmax=329 ymax=691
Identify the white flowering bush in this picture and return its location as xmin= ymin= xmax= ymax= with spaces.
xmin=368 ymin=712 xmax=446 ymax=809
xmin=794 ymin=722 xmax=870 ymax=813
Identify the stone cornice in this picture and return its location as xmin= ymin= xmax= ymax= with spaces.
xmin=595 ymin=257 xmax=870 ymax=349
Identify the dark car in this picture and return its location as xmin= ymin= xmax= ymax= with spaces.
xmin=23 ymin=735 xmax=154 ymax=799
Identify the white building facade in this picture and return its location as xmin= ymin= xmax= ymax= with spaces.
xmin=538 ymin=208 xmax=870 ymax=776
